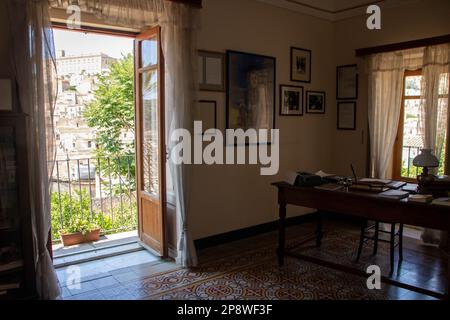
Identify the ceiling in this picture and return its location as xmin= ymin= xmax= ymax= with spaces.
xmin=256 ymin=0 xmax=417 ymax=21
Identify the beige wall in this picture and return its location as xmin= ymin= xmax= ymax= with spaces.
xmin=192 ymin=0 xmax=337 ymax=239
xmin=331 ymin=0 xmax=450 ymax=178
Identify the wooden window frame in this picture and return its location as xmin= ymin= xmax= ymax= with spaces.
xmin=393 ymin=69 xmax=450 ymax=181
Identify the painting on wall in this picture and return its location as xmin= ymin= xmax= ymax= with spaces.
xmin=226 ymin=50 xmax=276 ymax=143
xmin=280 ymin=85 xmax=303 ymax=116
xmin=290 ymin=47 xmax=311 ymax=83
xmin=306 ymin=91 xmax=326 ymax=114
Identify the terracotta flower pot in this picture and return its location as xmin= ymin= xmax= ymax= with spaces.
xmin=60 ymin=229 xmax=101 ymax=247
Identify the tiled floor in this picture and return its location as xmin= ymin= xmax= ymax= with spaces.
xmin=57 ymin=250 xmax=166 ymax=299
xmin=57 ymin=220 xmax=448 ymax=300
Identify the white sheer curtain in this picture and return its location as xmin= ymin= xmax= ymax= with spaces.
xmin=6 ymin=0 xmax=60 ymax=299
xmin=368 ymin=48 xmax=423 ymax=179
xmin=418 ymin=44 xmax=450 ymax=246
xmin=50 ymin=0 xmax=200 ymax=266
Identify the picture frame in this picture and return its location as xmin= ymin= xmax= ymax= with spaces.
xmin=290 ymin=47 xmax=311 ymax=83
xmin=198 ymin=50 xmax=225 ymax=92
xmin=280 ymin=85 xmax=304 ymax=116
xmin=226 ymin=50 xmax=276 ymax=144
xmin=336 ymin=64 xmax=358 ymax=100
xmin=337 ymin=102 xmax=356 ymax=130
xmin=194 ymin=100 xmax=218 ymax=135
xmin=306 ymin=91 xmax=326 ymax=114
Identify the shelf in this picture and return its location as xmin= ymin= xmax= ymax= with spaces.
xmin=0 ymin=260 xmax=23 ymax=273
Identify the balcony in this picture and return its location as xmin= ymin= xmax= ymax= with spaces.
xmin=50 ymin=156 xmax=139 ymax=266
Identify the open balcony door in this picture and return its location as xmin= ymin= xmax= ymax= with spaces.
xmin=135 ymin=27 xmax=167 ymax=257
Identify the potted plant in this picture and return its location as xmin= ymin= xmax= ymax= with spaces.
xmin=59 ymin=217 xmax=101 ymax=247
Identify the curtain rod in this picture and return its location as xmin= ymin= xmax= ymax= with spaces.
xmin=355 ymin=34 xmax=450 ymax=56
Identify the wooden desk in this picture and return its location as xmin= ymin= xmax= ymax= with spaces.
xmin=273 ymin=181 xmax=450 ymax=300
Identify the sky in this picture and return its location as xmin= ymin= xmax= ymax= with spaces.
xmin=53 ymin=29 xmax=134 ymax=59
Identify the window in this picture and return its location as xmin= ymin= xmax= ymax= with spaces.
xmin=393 ymin=70 xmax=449 ymax=180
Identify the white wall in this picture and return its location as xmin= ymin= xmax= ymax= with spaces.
xmin=192 ymin=0 xmax=337 ymax=239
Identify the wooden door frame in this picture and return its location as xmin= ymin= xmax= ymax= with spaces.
xmin=50 ymin=23 xmax=169 ymax=257
xmin=134 ymin=26 xmax=168 ymax=257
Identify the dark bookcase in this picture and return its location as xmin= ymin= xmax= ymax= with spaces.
xmin=0 ymin=113 xmax=36 ymax=299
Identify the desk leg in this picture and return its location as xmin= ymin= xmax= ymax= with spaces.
xmin=447 ymin=228 xmax=450 ymax=300
xmin=277 ymin=202 xmax=287 ymax=267
xmin=315 ymin=211 xmax=323 ymax=248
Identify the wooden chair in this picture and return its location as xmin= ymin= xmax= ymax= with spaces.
xmin=356 ymin=221 xmax=404 ymax=274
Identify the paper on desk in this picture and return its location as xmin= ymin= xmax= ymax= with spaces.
xmin=285 ymin=171 xmax=298 ymax=185
xmin=315 ymin=170 xmax=336 ymax=178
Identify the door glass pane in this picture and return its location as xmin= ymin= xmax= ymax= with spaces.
xmin=401 ymin=99 xmax=422 ymax=178
xmin=404 ymin=75 xmax=421 ymax=96
xmin=142 ymin=70 xmax=159 ymax=195
xmin=141 ymin=39 xmax=158 ymax=68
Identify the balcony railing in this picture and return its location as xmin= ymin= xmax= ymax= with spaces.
xmin=50 ymin=155 xmax=137 ymax=243
xmin=402 ymin=146 xmax=421 ymax=178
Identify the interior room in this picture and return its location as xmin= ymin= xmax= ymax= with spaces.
xmin=0 ymin=0 xmax=450 ymax=303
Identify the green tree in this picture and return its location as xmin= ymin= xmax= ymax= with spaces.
xmin=84 ymin=54 xmax=135 ymax=190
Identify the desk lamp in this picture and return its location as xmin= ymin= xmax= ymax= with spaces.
xmin=413 ymin=149 xmax=439 ymax=183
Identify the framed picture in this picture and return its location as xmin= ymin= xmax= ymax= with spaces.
xmin=198 ymin=50 xmax=225 ymax=92
xmin=306 ymin=91 xmax=326 ymax=114
xmin=290 ymin=47 xmax=311 ymax=83
xmin=336 ymin=64 xmax=358 ymax=100
xmin=226 ymin=50 xmax=276 ymax=144
xmin=337 ymin=102 xmax=356 ymax=130
xmin=280 ymin=85 xmax=303 ymax=116
xmin=194 ymin=100 xmax=217 ymax=135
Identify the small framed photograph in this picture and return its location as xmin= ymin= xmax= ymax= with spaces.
xmin=306 ymin=91 xmax=326 ymax=114
xmin=280 ymin=85 xmax=303 ymax=116
xmin=337 ymin=102 xmax=356 ymax=130
xmin=194 ymin=100 xmax=218 ymax=135
xmin=337 ymin=64 xmax=358 ymax=100
xmin=291 ymin=47 xmax=311 ymax=83
xmin=198 ymin=50 xmax=225 ymax=92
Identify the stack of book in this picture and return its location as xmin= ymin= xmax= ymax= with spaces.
xmin=408 ymin=194 xmax=433 ymax=204
xmin=431 ymin=197 xmax=450 ymax=207
xmin=378 ymin=189 xmax=410 ymax=200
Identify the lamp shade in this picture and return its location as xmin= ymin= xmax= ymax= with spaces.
xmin=413 ymin=149 xmax=439 ymax=168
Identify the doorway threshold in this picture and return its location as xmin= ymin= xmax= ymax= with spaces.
xmin=53 ymin=231 xmax=144 ymax=268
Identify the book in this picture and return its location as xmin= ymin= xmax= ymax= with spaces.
xmin=387 ymin=181 xmax=407 ymax=189
xmin=432 ymin=197 xmax=450 ymax=207
xmin=315 ymin=183 xmax=343 ymax=191
xmin=359 ymin=178 xmax=392 ymax=185
xmin=0 ymin=282 xmax=20 ymax=291
xmin=378 ymin=189 xmax=410 ymax=200
xmin=408 ymin=194 xmax=433 ymax=203
xmin=0 ymin=260 xmax=23 ymax=272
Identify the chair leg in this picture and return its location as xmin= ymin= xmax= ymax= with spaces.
xmin=399 ymin=223 xmax=404 ymax=262
xmin=390 ymin=223 xmax=396 ymax=275
xmin=356 ymin=220 xmax=366 ymax=262
xmin=373 ymin=221 xmax=379 ymax=256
